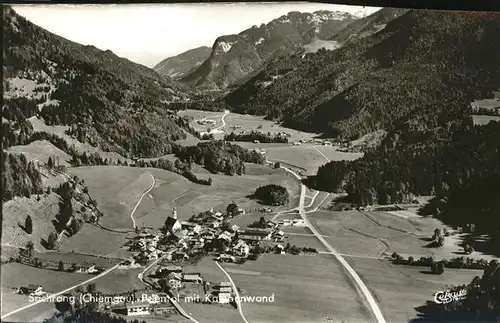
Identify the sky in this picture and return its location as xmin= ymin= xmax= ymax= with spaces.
xmin=13 ymin=3 xmax=381 ymax=68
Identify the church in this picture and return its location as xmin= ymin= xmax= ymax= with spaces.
xmin=164 ymin=207 xmax=182 ymax=233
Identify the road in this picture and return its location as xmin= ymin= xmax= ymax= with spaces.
xmin=138 ymin=253 xmax=201 ymax=323
xmin=215 ymin=261 xmax=250 ymax=323
xmin=214 ymin=109 xmax=229 ymax=132
xmin=279 ymin=164 xmax=387 ymax=323
xmin=0 ymin=264 xmax=120 ymax=320
xmin=129 ymin=172 xmax=155 ymax=229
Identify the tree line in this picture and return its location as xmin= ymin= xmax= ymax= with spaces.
xmin=224 ymin=130 xmax=288 ymax=143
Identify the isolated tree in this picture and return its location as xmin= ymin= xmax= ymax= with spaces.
xmin=226 ymin=202 xmax=238 ymax=216
xmin=86 ymin=283 xmax=96 ymax=294
xmin=437 ymin=235 xmax=445 ymax=247
xmin=70 ymin=219 xmax=80 ymax=235
xmin=58 ymin=260 xmax=65 ymax=271
xmin=24 ymin=241 xmax=35 ymax=260
xmin=47 ymin=231 xmax=58 ymax=250
xmin=47 ymin=156 xmax=54 ymax=169
xmin=25 ymin=215 xmax=33 ymax=234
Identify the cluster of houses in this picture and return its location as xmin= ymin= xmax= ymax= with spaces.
xmin=197 ymin=118 xmax=217 ymax=125
xmin=129 ymin=232 xmax=164 ymax=263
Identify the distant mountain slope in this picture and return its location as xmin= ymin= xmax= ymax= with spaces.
xmin=330 ymin=7 xmax=408 ymax=44
xmin=225 ymin=9 xmax=500 ymax=139
xmin=3 ymin=6 xmax=190 ymax=158
xmin=154 ymin=46 xmax=212 ymax=79
xmin=181 ymin=10 xmax=358 ymax=90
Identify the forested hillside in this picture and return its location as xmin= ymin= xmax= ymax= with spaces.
xmin=2 ymin=151 xmax=43 ymax=202
xmin=3 ymin=6 xmax=191 ymax=158
xmin=225 ymin=10 xmax=500 ymax=140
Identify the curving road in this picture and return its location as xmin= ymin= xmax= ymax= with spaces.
xmin=214 ymin=110 xmax=230 ymax=132
xmin=279 ymin=164 xmax=387 ymax=323
xmin=129 ymin=172 xmax=155 ymax=229
xmin=215 ymin=261 xmax=250 ymax=323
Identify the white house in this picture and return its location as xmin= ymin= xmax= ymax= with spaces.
xmin=125 ymin=302 xmax=150 ymax=316
xmin=233 ymin=240 xmax=250 ymax=257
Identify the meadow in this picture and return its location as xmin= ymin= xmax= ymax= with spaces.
xmin=345 ymin=258 xmax=482 ymax=322
xmin=8 ymin=140 xmax=71 ymax=166
xmin=221 ymin=253 xmax=374 ymax=323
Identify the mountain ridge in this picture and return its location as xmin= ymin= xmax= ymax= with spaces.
xmin=178 ymin=10 xmax=358 ymax=90
xmin=153 ymin=46 xmax=212 ymax=80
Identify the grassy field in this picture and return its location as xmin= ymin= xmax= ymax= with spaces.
xmin=91 ymin=267 xmax=145 ymax=294
xmin=221 ymin=253 xmax=373 ymax=323
xmin=345 ymin=258 xmax=482 ymax=322
xmin=34 ymin=251 xmax=121 ymax=268
xmin=1 ymin=263 xmax=90 ymax=293
xmin=2 ymin=193 xmax=62 ymax=251
xmin=472 ymin=114 xmax=500 ymax=125
xmin=178 ymin=109 xmax=320 ymax=143
xmin=263 ymin=145 xmax=362 ymax=175
xmin=7 ymin=140 xmax=72 ymax=166
xmin=1 ymin=288 xmax=58 ymax=323
xmin=134 ymin=164 xmax=301 ymax=229
xmin=67 ymin=166 xmax=156 ymax=229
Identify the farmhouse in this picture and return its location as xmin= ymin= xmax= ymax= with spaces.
xmin=275 ymin=244 xmax=286 ymax=254
xmin=76 ymin=265 xmax=99 ymax=274
xmin=217 ymin=292 xmax=232 ymax=304
xmin=230 ymin=224 xmax=240 ymax=233
xmin=218 ymin=232 xmax=232 ymax=244
xmin=182 ymin=273 xmax=203 ymax=283
xmin=239 ymin=234 xmax=263 ymax=242
xmin=20 ymin=284 xmax=43 ymax=295
xmin=243 ymin=228 xmax=272 ymax=240
xmin=218 ymin=282 xmax=232 ymax=288
xmin=151 ymin=303 xmax=175 ymax=315
xmin=172 ymin=251 xmax=189 ymax=261
xmin=233 ymin=240 xmax=250 ymax=257
xmin=125 ymin=302 xmax=151 ymax=316
xmin=181 ymin=221 xmax=201 ymax=233
xmin=218 ymin=254 xmax=236 ymax=263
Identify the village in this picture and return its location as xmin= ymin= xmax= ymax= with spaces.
xmin=14 ymin=203 xmax=318 ymax=319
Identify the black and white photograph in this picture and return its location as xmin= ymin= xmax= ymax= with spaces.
xmin=1 ymin=1 xmax=500 ymax=323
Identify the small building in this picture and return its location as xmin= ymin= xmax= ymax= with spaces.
xmin=125 ymin=302 xmax=150 ymax=316
xmin=238 ymin=234 xmax=263 ymax=242
xmin=218 ymin=282 xmax=232 ymax=288
xmin=236 ymin=208 xmax=246 ymax=216
xmin=218 ymin=254 xmax=236 ymax=263
xmin=172 ymin=251 xmax=189 ymax=261
xmin=233 ymin=240 xmax=250 ymax=257
xmin=76 ymin=265 xmax=98 ymax=274
xmin=230 ymin=224 xmax=241 ymax=233
xmin=181 ymin=221 xmax=201 ymax=233
xmin=253 ymin=140 xmax=260 ymax=144
xmin=218 ymin=286 xmax=233 ymax=293
xmin=20 ymin=284 xmax=43 ymax=295
xmin=151 ymin=303 xmax=175 ymax=315
xmin=275 ymin=244 xmax=285 ymax=254
xmin=323 ymin=141 xmax=332 ymax=146
xmin=217 ymin=292 xmax=232 ymax=304
xmin=182 ymin=273 xmax=203 ymax=283
xmin=218 ymin=232 xmax=232 ymax=244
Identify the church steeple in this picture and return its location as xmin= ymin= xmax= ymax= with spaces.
xmin=172 ymin=207 xmax=177 ymax=219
